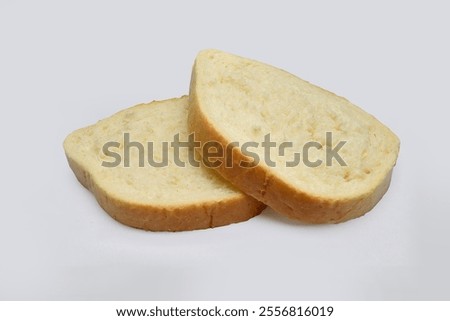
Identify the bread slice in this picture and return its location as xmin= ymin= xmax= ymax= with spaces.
xmin=189 ymin=49 xmax=400 ymax=224
xmin=63 ymin=96 xmax=265 ymax=231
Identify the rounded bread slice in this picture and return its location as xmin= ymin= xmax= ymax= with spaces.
xmin=64 ymin=96 xmax=265 ymax=231
xmin=189 ymin=50 xmax=400 ymax=223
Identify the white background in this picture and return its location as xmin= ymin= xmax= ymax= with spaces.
xmin=1 ymin=0 xmax=449 ymax=300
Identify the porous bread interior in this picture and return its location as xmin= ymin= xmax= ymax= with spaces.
xmin=64 ymin=96 xmax=243 ymax=206
xmin=193 ymin=50 xmax=400 ymax=200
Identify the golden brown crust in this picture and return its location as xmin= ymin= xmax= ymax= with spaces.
xmin=188 ymin=86 xmax=393 ymax=224
xmin=65 ymin=153 xmax=265 ymax=232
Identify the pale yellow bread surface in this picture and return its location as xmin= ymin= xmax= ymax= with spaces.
xmin=189 ymin=50 xmax=400 ymax=223
xmin=64 ymin=96 xmax=265 ymax=231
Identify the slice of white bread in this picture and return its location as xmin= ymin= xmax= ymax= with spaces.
xmin=189 ymin=49 xmax=400 ymax=224
xmin=63 ymin=96 xmax=265 ymax=231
